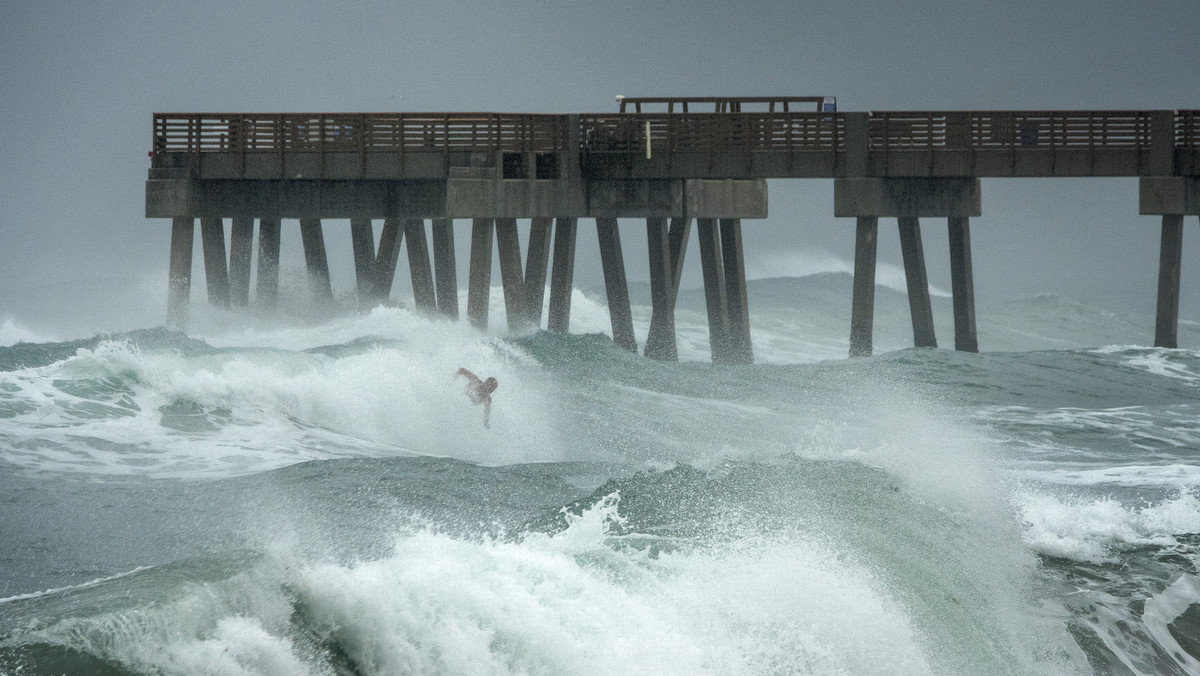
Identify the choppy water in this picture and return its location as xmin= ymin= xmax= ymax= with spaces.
xmin=1 ymin=274 xmax=1199 ymax=675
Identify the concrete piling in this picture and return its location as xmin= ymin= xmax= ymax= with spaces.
xmin=404 ymin=219 xmax=437 ymax=312
xmin=644 ymin=217 xmax=676 ymax=361
xmin=720 ymin=219 xmax=753 ymax=364
xmin=1155 ymin=214 xmax=1185 ymax=348
xmin=524 ymin=217 xmax=553 ymax=327
xmin=547 ymin=217 xmax=578 ymax=333
xmin=494 ymin=218 xmax=527 ymax=332
xmin=431 ymin=218 xmax=459 ymax=318
xmin=897 ymin=216 xmax=937 ymax=348
xmin=696 ymin=218 xmax=730 ymax=363
xmin=596 ymin=217 xmax=637 ymax=353
xmin=350 ymin=218 xmax=377 ymax=306
xmin=299 ymin=219 xmax=333 ymax=304
xmin=229 ymin=217 xmax=254 ymax=308
xmin=467 ymin=218 xmax=494 ymax=329
xmin=374 ymin=218 xmax=403 ymax=304
xmin=645 ymin=217 xmax=692 ymax=361
xmin=849 ymin=216 xmax=878 ymax=357
xmin=255 ymin=218 xmax=280 ymax=309
xmin=200 ymin=218 xmax=231 ymax=309
xmin=166 ymin=217 xmax=194 ymax=329
xmin=947 ymin=216 xmax=978 ymax=352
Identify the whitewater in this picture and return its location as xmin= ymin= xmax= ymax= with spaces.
xmin=1 ymin=273 xmax=1199 ymax=675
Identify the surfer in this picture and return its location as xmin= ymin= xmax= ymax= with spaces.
xmin=456 ymin=367 xmax=498 ymax=428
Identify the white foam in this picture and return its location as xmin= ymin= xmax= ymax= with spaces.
xmin=1142 ymin=573 xmax=1200 ymax=674
xmin=1017 ymin=489 xmax=1200 ymax=563
xmin=978 ymin=405 xmax=1200 ymax=463
xmin=1018 ymin=463 xmax=1200 ymax=488
xmin=1089 ymin=345 xmax=1200 ymax=383
xmin=4 ymin=495 xmax=940 ymax=675
xmin=293 ymin=494 xmax=935 ymax=675
xmin=0 ymin=566 xmax=153 ymax=605
xmin=0 ymin=309 xmax=572 ymax=477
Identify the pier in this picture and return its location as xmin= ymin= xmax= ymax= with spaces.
xmin=146 ymin=98 xmax=1200 ymax=361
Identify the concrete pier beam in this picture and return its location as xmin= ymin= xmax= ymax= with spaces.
xmin=849 ymin=216 xmax=878 ymax=357
xmin=374 ymin=218 xmax=403 ymax=303
xmin=299 ymin=218 xmax=333 ymax=304
xmin=524 ymin=217 xmax=553 ymax=327
xmin=467 ymin=218 xmax=494 ymax=329
xmin=229 ymin=217 xmax=254 ymax=308
xmin=1155 ymin=214 xmax=1185 ymax=348
xmin=431 ymin=218 xmax=459 ymax=318
xmin=350 ymin=218 xmax=377 ymax=306
xmin=596 ymin=217 xmax=637 ymax=353
xmin=200 ymin=218 xmax=231 ymax=309
xmin=697 ymin=218 xmax=730 ymax=363
xmin=495 ymin=218 xmax=527 ymax=332
xmin=166 ymin=217 xmax=194 ymax=329
xmin=897 ymin=217 xmax=937 ymax=348
xmin=947 ymin=216 xmax=979 ymax=352
xmin=547 ymin=217 xmax=578 ymax=333
xmin=720 ymin=218 xmax=753 ymax=364
xmin=256 ymin=218 xmax=280 ymax=308
xmin=404 ymin=218 xmax=437 ymax=312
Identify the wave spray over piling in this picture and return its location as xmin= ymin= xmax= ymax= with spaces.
xmin=2 ymin=276 xmax=1199 ymax=674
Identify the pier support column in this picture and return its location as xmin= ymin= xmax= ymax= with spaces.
xmin=645 ymin=217 xmax=692 ymax=361
xmin=1141 ymin=178 xmax=1200 ymax=347
xmin=467 ymin=218 xmax=494 ymax=329
xmin=596 ymin=217 xmax=637 ymax=353
xmin=947 ymin=216 xmax=978 ymax=352
xmin=720 ymin=218 xmax=753 ymax=364
xmin=1155 ymin=214 xmax=1185 ymax=348
xmin=166 ymin=217 xmax=194 ymax=329
xmin=374 ymin=218 xmax=403 ymax=303
xmin=697 ymin=218 xmax=730 ymax=363
xmin=299 ymin=218 xmax=333 ymax=304
xmin=431 ymin=218 xmax=459 ymax=318
xmin=849 ymin=216 xmax=878 ymax=357
xmin=256 ymin=218 xmax=280 ymax=309
xmin=524 ymin=217 xmax=553 ymax=327
xmin=494 ymin=218 xmax=527 ymax=332
xmin=229 ymin=217 xmax=253 ymax=308
xmin=644 ymin=217 xmax=674 ymax=360
xmin=547 ymin=217 xmax=578 ymax=333
xmin=405 ymin=219 xmax=437 ymax=312
xmin=200 ymin=217 xmax=231 ymax=309
xmin=350 ymin=218 xmax=377 ymax=306
xmin=897 ymin=216 xmax=937 ymax=348
xmin=836 ymin=178 xmax=981 ymax=353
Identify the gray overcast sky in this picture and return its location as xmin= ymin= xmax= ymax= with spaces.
xmin=2 ymin=0 xmax=1199 ymax=337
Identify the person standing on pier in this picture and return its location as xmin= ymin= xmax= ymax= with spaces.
xmin=457 ymin=367 xmax=498 ymax=429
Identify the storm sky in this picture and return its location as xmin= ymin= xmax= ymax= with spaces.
xmin=2 ymin=0 xmax=1199 ymax=338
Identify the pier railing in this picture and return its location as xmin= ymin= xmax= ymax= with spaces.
xmin=578 ymin=112 xmax=846 ymax=154
xmin=868 ymin=111 xmax=1156 ymax=150
xmin=153 ymin=113 xmax=569 ymax=155
xmin=152 ymin=109 xmax=1200 ymax=179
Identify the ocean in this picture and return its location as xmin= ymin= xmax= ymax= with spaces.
xmin=1 ymin=272 xmax=1199 ymax=675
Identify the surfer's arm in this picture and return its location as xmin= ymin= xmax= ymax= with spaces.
xmin=457 ymin=367 xmax=481 ymax=385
